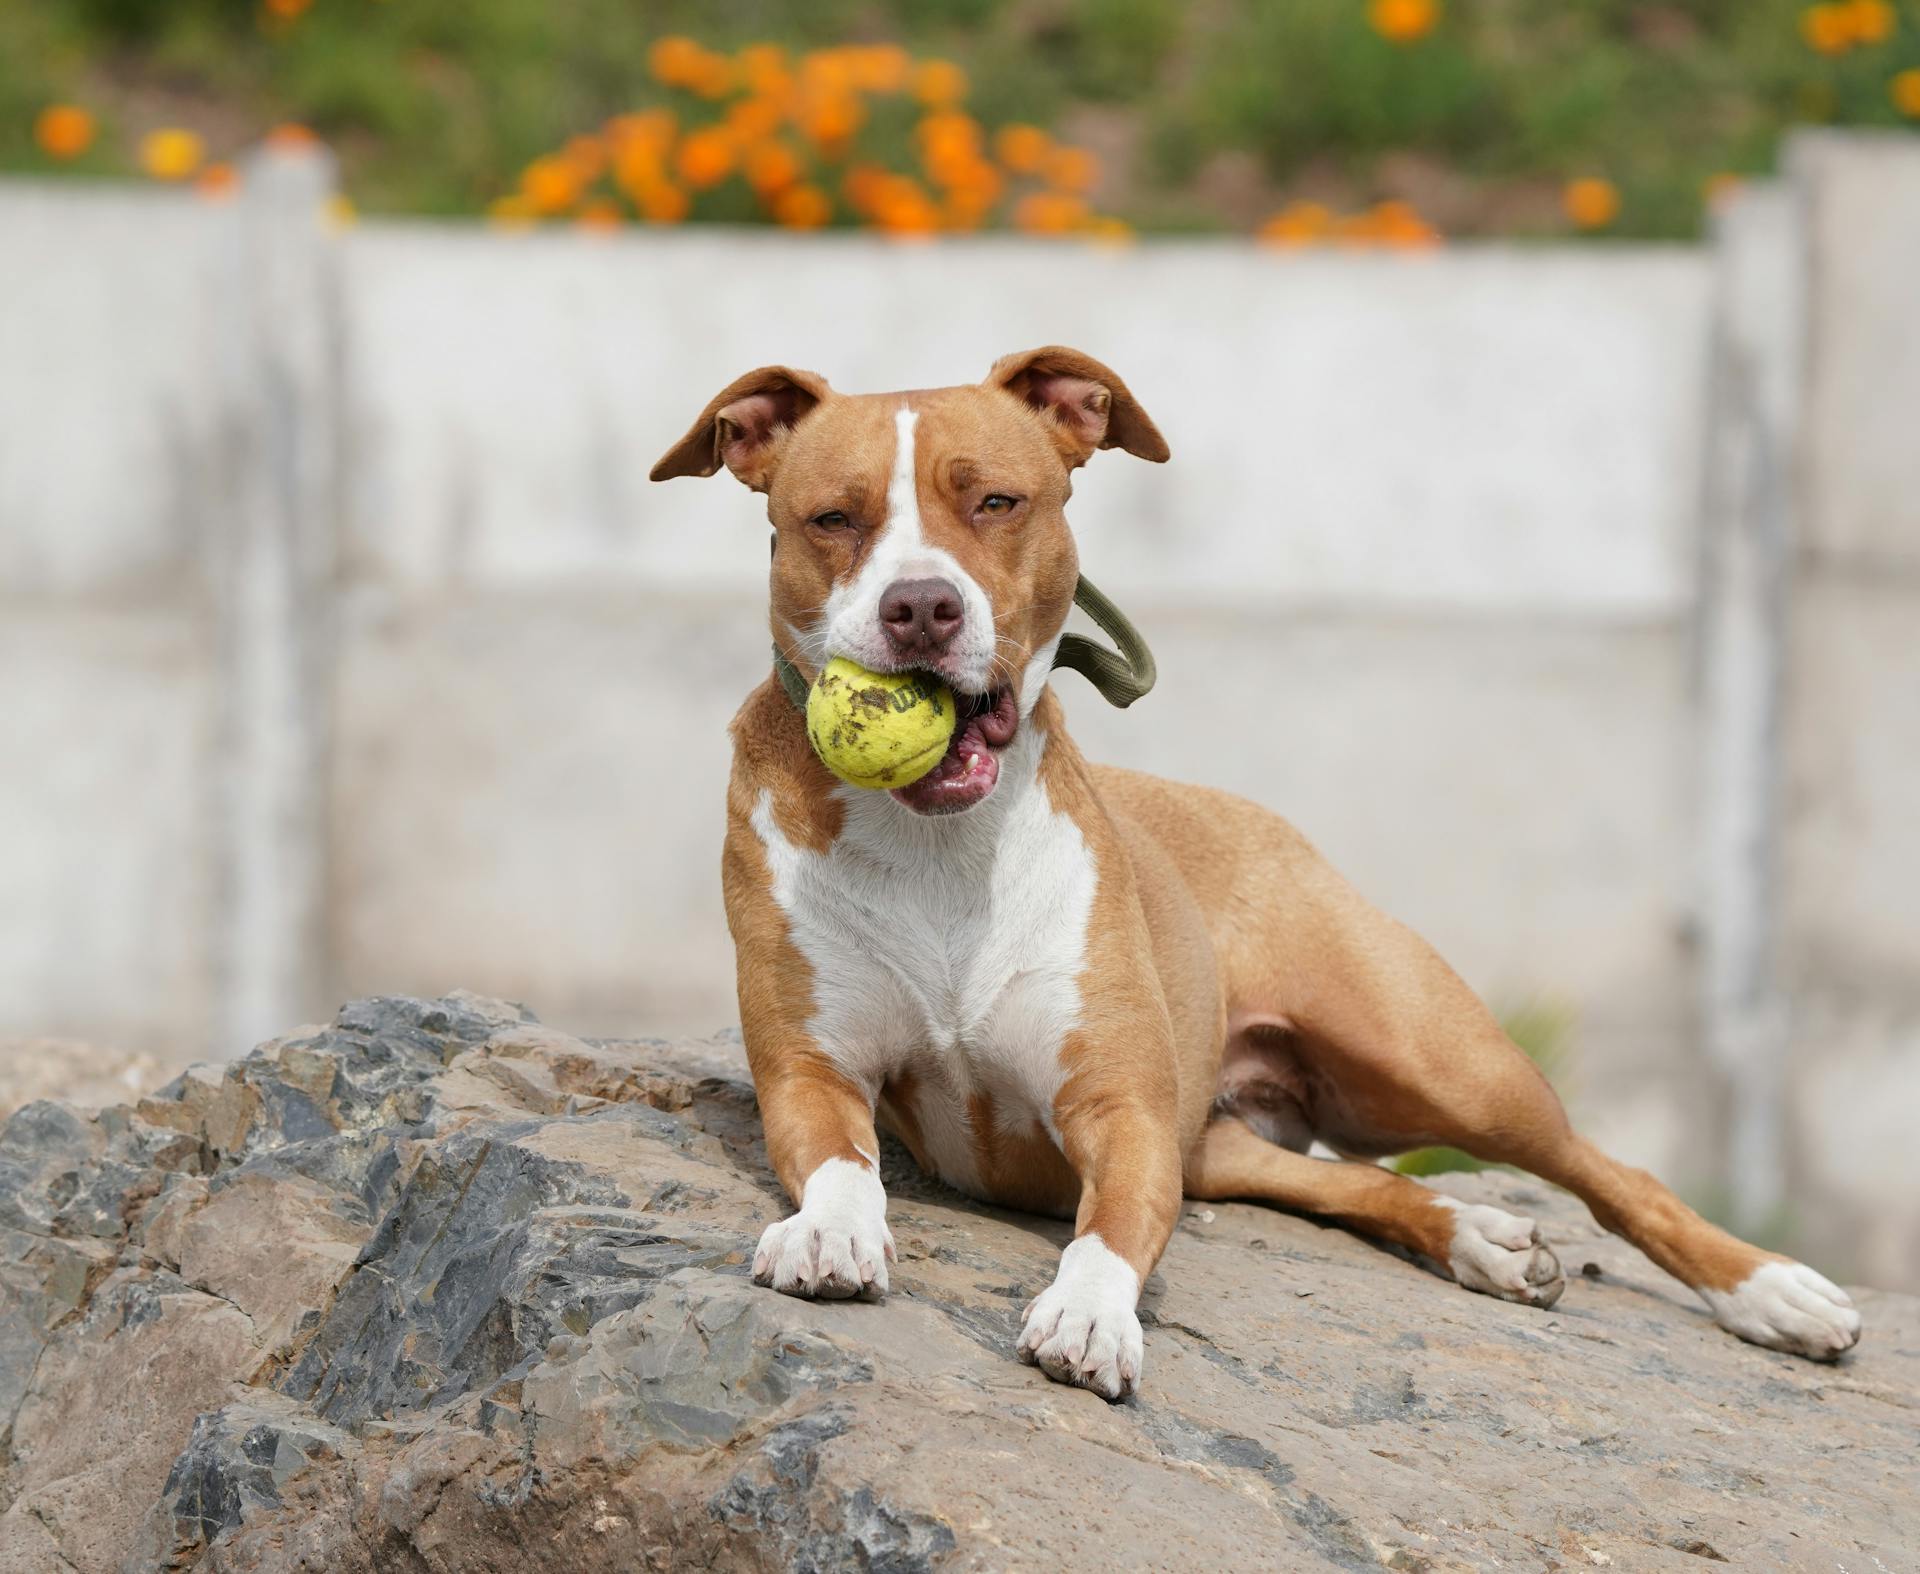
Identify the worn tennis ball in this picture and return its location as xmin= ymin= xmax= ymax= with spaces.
xmin=806 ymin=657 xmax=957 ymax=790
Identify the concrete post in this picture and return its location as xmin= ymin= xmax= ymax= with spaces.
xmin=208 ymin=145 xmax=341 ymax=1055
xmin=1695 ymin=183 xmax=1805 ymax=1232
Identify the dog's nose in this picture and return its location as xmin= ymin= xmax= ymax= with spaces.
xmin=879 ymin=578 xmax=964 ymax=654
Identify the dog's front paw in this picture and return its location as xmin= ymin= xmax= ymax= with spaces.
xmin=753 ymin=1158 xmax=894 ymax=1301
xmin=1703 ymin=1260 xmax=1861 ymax=1360
xmin=1017 ymin=1234 xmax=1143 ymax=1401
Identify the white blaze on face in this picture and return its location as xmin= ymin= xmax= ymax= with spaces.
xmin=819 ymin=406 xmax=996 ymax=693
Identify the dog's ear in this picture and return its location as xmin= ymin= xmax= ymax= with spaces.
xmin=650 ymin=365 xmax=832 ymax=492
xmin=986 ymin=345 xmax=1170 ymax=469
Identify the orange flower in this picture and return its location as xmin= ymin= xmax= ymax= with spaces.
xmin=798 ymin=48 xmax=856 ymax=97
xmin=263 ymin=0 xmax=312 ymax=21
xmin=877 ymin=193 xmax=941 ymax=236
xmin=773 ymin=183 xmax=832 ymax=228
xmin=605 ymin=109 xmax=675 ymax=155
xmin=33 ymin=104 xmax=95 ymax=160
xmin=562 ymin=134 xmax=607 ymax=183
xmin=744 ymin=140 xmax=803 ymax=196
xmin=851 ymin=44 xmax=911 ymax=94
xmin=911 ymin=59 xmax=968 ymax=108
xmin=1895 ymin=68 xmax=1920 ymax=116
xmin=194 ymin=162 xmax=240 ymax=200
xmin=1045 ymin=146 xmax=1100 ymax=194
xmin=941 ymin=192 xmax=990 ymax=231
xmin=1369 ymin=200 xmax=1441 ymax=249
xmin=577 ymin=199 xmax=623 ymax=232
xmin=841 ymin=164 xmax=892 ymax=216
xmin=1800 ymin=3 xmax=1855 ymax=53
xmin=917 ymin=111 xmax=981 ymax=156
xmin=1563 ymin=176 xmax=1620 ymax=230
xmin=1013 ymin=191 xmax=1088 ymax=235
xmin=689 ymin=54 xmax=736 ymax=99
xmin=520 ymin=155 xmax=583 ymax=215
xmin=937 ymin=158 xmax=1003 ymax=207
xmin=798 ymin=94 xmax=864 ymax=149
xmin=607 ymin=112 xmax=676 ymax=197
xmin=649 ymin=36 xmax=708 ymax=87
xmin=919 ymin=113 xmax=986 ymax=187
xmin=139 ymin=128 xmax=206 ymax=181
xmin=636 ymin=181 xmax=691 ymax=224
xmin=1845 ymin=0 xmax=1897 ymax=44
xmin=727 ymin=96 xmax=785 ymax=142
xmin=1368 ymin=0 xmax=1440 ymax=44
xmin=675 ymin=127 xmax=735 ymax=189
xmin=266 ymin=122 xmax=320 ymax=152
xmin=1257 ymin=201 xmax=1333 ymax=248
xmin=994 ymin=123 xmax=1051 ymax=175
xmin=737 ymin=44 xmax=791 ymax=99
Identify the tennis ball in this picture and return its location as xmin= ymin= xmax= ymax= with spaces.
xmin=806 ymin=657 xmax=957 ymax=790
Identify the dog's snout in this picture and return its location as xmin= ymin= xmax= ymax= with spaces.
xmin=880 ymin=577 xmax=965 ymax=654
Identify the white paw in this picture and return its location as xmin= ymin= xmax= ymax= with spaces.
xmin=1702 ymin=1260 xmax=1861 ymax=1360
xmin=1437 ymin=1196 xmax=1566 ymax=1309
xmin=752 ymin=1157 xmax=895 ymax=1301
xmin=1016 ymin=1234 xmax=1143 ymax=1401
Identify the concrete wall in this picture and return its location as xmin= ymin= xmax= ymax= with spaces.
xmin=2 ymin=135 xmax=1914 ymax=1284
xmin=0 ymin=186 xmax=234 ymax=1053
xmin=1780 ymin=135 xmax=1920 ymax=1288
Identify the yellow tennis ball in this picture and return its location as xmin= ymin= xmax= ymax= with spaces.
xmin=806 ymin=657 xmax=957 ymax=790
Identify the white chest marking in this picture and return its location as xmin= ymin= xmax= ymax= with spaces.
xmin=810 ymin=406 xmax=998 ymax=693
xmin=749 ymin=730 xmax=1096 ymax=1191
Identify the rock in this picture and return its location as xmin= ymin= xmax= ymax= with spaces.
xmin=0 ymin=995 xmax=1914 ymax=1572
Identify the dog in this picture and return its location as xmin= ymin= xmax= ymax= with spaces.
xmin=650 ymin=346 xmax=1862 ymax=1399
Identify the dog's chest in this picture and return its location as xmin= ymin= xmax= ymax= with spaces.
xmin=749 ymin=776 xmax=1097 ymax=1184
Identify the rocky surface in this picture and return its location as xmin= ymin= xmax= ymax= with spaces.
xmin=0 ymin=993 xmax=1913 ymax=1572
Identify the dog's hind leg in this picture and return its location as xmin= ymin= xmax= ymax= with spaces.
xmin=1262 ymin=897 xmax=1861 ymax=1360
xmin=1184 ymin=1115 xmax=1566 ymax=1307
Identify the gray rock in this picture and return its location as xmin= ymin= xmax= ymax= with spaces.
xmin=0 ymin=994 xmax=1913 ymax=1572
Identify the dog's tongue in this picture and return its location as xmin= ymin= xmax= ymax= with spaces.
xmin=890 ymin=690 xmax=1017 ymax=815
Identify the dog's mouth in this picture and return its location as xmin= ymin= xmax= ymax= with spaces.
xmin=890 ymin=685 xmax=1019 ymax=815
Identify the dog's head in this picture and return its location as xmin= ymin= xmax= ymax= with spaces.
xmin=651 ymin=347 xmax=1167 ymax=813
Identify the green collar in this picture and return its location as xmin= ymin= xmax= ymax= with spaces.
xmin=772 ymin=574 xmax=1155 ymax=712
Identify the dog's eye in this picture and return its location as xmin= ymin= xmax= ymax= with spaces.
xmin=810 ymin=510 xmax=851 ymax=530
xmin=979 ymin=494 xmax=1018 ymax=517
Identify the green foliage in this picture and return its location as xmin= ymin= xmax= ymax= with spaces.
xmin=4 ymin=0 xmax=1919 ymax=234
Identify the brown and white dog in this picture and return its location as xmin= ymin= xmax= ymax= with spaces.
xmin=650 ymin=346 xmax=1862 ymax=1400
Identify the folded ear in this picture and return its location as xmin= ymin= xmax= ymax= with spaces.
xmin=986 ymin=345 xmax=1170 ymax=469
xmin=649 ymin=365 xmax=832 ymax=491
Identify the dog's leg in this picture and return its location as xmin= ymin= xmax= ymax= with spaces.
xmin=749 ymin=1058 xmax=896 ymax=1301
xmin=1017 ymin=1087 xmax=1184 ymax=1401
xmin=1501 ymin=1130 xmax=1861 ymax=1359
xmin=1185 ymin=1115 xmax=1566 ymax=1307
xmin=1281 ymin=911 xmax=1861 ymax=1359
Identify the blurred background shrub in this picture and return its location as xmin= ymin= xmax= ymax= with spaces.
xmin=5 ymin=0 xmax=1920 ymax=240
